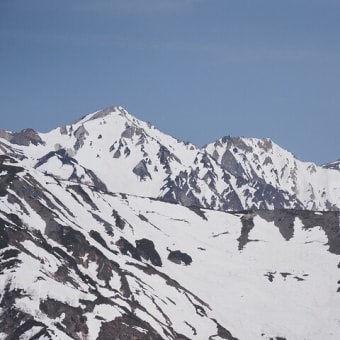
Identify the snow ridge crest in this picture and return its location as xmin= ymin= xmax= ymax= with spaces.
xmin=1 ymin=104 xmax=340 ymax=212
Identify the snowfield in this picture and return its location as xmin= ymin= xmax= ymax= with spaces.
xmin=0 ymin=105 xmax=339 ymax=339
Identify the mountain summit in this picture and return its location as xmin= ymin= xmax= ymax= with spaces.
xmin=0 ymin=105 xmax=339 ymax=339
xmin=1 ymin=105 xmax=339 ymax=211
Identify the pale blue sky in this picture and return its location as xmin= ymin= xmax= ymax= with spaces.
xmin=1 ymin=0 xmax=339 ymax=164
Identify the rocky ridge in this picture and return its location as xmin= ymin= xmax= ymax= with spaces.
xmin=1 ymin=105 xmax=339 ymax=212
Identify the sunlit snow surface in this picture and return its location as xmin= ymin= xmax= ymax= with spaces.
xmin=0 ymin=162 xmax=339 ymax=339
xmin=0 ymin=106 xmax=339 ymax=339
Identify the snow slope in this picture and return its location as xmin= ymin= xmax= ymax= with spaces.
xmin=0 ymin=105 xmax=340 ymax=339
xmin=0 ymin=148 xmax=340 ymax=339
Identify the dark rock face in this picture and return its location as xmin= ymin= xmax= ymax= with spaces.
xmin=60 ymin=125 xmax=68 ymax=135
xmin=116 ymin=237 xmax=142 ymax=261
xmin=212 ymin=318 xmax=240 ymax=340
xmin=90 ymin=229 xmax=110 ymax=249
xmin=133 ymin=160 xmax=152 ymax=181
xmin=112 ymin=209 xmax=126 ymax=230
xmin=0 ymin=157 xmax=24 ymax=196
xmin=98 ymin=315 xmax=163 ymax=340
xmin=168 ymin=250 xmax=192 ymax=265
xmin=0 ymin=128 xmax=44 ymax=146
xmin=258 ymin=210 xmax=296 ymax=241
xmin=116 ymin=237 xmax=163 ymax=267
xmin=157 ymin=145 xmax=181 ymax=174
xmin=237 ymin=213 xmax=256 ymax=250
xmin=121 ymin=124 xmax=145 ymax=140
xmin=84 ymin=168 xmax=108 ymax=192
xmin=220 ymin=150 xmax=246 ymax=178
xmin=252 ymin=183 xmax=301 ymax=210
xmin=136 ymin=238 xmax=162 ymax=267
xmin=161 ymin=172 xmax=202 ymax=207
xmin=221 ymin=190 xmax=243 ymax=211
xmin=258 ymin=210 xmax=340 ymax=254
xmin=73 ymin=125 xmax=89 ymax=151
xmin=89 ymin=105 xmax=121 ymax=121
xmin=40 ymin=299 xmax=89 ymax=338
xmin=68 ymin=184 xmax=99 ymax=210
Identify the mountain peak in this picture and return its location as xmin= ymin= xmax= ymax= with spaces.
xmin=75 ymin=105 xmax=127 ymax=125
xmin=1 ymin=105 xmax=340 ymax=212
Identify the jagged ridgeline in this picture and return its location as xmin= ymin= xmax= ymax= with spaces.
xmin=1 ymin=105 xmax=339 ymax=211
xmin=0 ymin=105 xmax=339 ymax=339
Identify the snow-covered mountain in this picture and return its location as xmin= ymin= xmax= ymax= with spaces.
xmin=0 ymin=105 xmax=340 ymax=339
xmin=205 ymin=136 xmax=340 ymax=210
xmin=1 ymin=105 xmax=339 ymax=211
